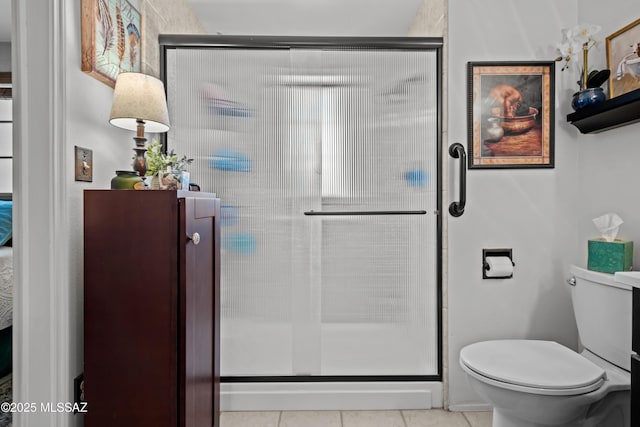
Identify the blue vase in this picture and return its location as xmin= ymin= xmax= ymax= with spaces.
xmin=571 ymin=88 xmax=606 ymax=111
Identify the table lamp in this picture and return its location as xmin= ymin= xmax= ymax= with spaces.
xmin=109 ymin=72 xmax=170 ymax=179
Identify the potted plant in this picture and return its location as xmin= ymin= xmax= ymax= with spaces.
xmin=556 ymin=23 xmax=611 ymax=110
xmin=145 ymin=141 xmax=193 ymax=190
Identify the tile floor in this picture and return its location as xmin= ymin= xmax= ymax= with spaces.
xmin=221 ymin=409 xmax=492 ymax=427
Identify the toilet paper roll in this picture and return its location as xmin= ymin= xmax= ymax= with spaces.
xmin=485 ymin=256 xmax=514 ymax=278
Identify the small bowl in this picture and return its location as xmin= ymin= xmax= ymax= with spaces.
xmin=496 ymin=107 xmax=538 ymax=134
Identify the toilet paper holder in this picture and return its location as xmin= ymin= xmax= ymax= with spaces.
xmin=482 ymin=248 xmax=515 ymax=279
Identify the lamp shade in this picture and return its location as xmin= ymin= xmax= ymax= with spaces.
xmin=109 ymin=72 xmax=170 ymax=133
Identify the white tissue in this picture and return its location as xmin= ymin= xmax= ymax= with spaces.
xmin=485 ymin=256 xmax=514 ymax=278
xmin=592 ymin=213 xmax=623 ymax=242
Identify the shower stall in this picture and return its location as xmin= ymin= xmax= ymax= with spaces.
xmin=161 ymin=36 xmax=443 ymax=409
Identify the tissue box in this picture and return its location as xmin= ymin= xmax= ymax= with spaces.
xmin=587 ymin=238 xmax=633 ymax=273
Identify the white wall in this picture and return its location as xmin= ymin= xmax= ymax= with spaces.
xmin=575 ymin=0 xmax=640 ymax=269
xmin=447 ymin=0 xmax=582 ymax=409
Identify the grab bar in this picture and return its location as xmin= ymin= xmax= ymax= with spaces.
xmin=304 ymin=210 xmax=427 ymax=216
xmin=449 ymin=143 xmax=466 ymax=217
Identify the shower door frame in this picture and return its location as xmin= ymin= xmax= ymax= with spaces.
xmin=160 ymin=35 xmax=443 ymax=384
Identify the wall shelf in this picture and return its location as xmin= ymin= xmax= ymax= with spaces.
xmin=566 ymin=88 xmax=640 ymax=134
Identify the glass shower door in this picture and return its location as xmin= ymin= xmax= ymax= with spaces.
xmin=165 ymin=41 xmax=441 ymax=379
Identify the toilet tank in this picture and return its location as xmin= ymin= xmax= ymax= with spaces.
xmin=569 ymin=265 xmax=632 ymax=371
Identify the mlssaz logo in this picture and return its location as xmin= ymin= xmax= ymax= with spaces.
xmin=40 ymin=402 xmax=88 ymax=413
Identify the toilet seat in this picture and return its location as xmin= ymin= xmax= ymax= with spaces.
xmin=460 ymin=340 xmax=606 ymax=396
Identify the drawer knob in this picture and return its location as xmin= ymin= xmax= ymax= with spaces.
xmin=188 ymin=232 xmax=201 ymax=245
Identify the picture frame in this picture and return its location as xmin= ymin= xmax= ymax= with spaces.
xmin=467 ymin=61 xmax=555 ymax=169
xmin=81 ymin=0 xmax=142 ymax=88
xmin=606 ymin=18 xmax=640 ymax=99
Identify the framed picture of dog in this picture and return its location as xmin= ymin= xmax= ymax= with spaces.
xmin=467 ymin=61 xmax=555 ymax=169
xmin=606 ymin=18 xmax=640 ymax=99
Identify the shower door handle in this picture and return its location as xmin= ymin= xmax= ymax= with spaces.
xmin=304 ymin=210 xmax=427 ymax=216
xmin=449 ymin=143 xmax=466 ymax=217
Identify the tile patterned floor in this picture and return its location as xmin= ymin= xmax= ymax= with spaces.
xmin=221 ymin=410 xmax=492 ymax=427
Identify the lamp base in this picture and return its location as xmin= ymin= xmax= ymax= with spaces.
xmin=132 ymin=136 xmax=148 ymax=179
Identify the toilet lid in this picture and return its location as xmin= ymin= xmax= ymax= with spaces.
xmin=460 ymin=340 xmax=606 ymax=392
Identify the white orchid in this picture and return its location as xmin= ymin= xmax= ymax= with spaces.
xmin=566 ymin=24 xmax=601 ymax=46
xmin=556 ymin=39 xmax=583 ymax=71
xmin=556 ymin=23 xmax=607 ymax=90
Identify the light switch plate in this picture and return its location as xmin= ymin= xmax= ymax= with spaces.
xmin=74 ymin=146 xmax=93 ymax=182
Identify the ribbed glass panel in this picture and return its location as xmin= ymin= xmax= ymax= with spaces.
xmin=166 ymin=45 xmax=439 ymax=377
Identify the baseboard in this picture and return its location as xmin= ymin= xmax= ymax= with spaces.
xmin=447 ymin=403 xmax=493 ymax=412
xmin=221 ymin=381 xmax=443 ymax=411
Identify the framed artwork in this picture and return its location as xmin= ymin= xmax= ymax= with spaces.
xmin=81 ymin=0 xmax=142 ymax=87
xmin=467 ymin=61 xmax=555 ymax=169
xmin=606 ymin=18 xmax=640 ymax=98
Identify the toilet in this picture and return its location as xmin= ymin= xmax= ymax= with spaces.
xmin=459 ymin=265 xmax=632 ymax=427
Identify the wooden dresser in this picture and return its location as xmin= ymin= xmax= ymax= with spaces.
xmin=83 ymin=190 xmax=220 ymax=427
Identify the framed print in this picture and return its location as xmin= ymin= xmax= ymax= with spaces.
xmin=81 ymin=0 xmax=142 ymax=88
xmin=467 ymin=61 xmax=555 ymax=169
xmin=606 ymin=18 xmax=640 ymax=98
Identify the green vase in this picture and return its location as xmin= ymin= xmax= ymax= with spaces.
xmin=110 ymin=170 xmax=144 ymax=190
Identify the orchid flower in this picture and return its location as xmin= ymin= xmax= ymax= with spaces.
xmin=567 ymin=24 xmax=601 ymax=46
xmin=556 ymin=23 xmax=605 ymax=90
xmin=556 ymin=40 xmax=582 ymax=71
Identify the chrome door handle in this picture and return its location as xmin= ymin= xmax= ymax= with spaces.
xmin=567 ymin=276 xmax=576 ymax=286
